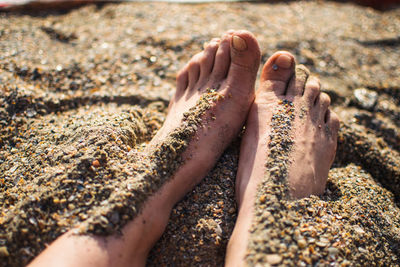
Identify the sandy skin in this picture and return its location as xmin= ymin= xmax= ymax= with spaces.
xmin=225 ymin=51 xmax=340 ymax=266
xmin=28 ymin=32 xmax=339 ymax=267
xmin=28 ymin=30 xmax=261 ymax=267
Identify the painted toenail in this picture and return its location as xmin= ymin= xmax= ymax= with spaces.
xmin=232 ymin=35 xmax=247 ymax=51
xmin=275 ymin=54 xmax=293 ymax=69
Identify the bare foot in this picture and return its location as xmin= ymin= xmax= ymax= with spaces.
xmin=225 ymin=51 xmax=339 ymax=266
xmin=133 ymin=30 xmax=260 ymax=261
xmin=147 ymin=30 xmax=261 ymax=204
xmin=29 ymin=30 xmax=261 ymax=267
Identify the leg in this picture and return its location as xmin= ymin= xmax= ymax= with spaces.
xmin=29 ymin=30 xmax=261 ymax=267
xmin=225 ymin=52 xmax=340 ymax=266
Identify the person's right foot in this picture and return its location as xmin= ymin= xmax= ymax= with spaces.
xmin=225 ymin=51 xmax=339 ymax=266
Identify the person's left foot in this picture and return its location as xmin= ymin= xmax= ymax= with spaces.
xmin=108 ymin=29 xmax=262 ymax=265
xmin=147 ymin=30 xmax=261 ymax=204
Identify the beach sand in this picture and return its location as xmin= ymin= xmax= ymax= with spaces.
xmin=0 ymin=1 xmax=399 ymax=266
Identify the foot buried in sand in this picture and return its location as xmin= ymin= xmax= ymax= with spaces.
xmin=142 ymin=29 xmax=261 ymax=207
xmin=29 ymin=30 xmax=261 ymax=267
xmin=226 ymin=51 xmax=340 ymax=266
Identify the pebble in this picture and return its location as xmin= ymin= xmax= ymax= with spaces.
xmin=110 ymin=212 xmax=120 ymax=224
xmin=353 ymin=225 xmax=365 ymax=234
xmin=358 ymin=247 xmax=368 ymax=254
xmin=316 ymin=241 xmax=329 ymax=247
xmin=266 ymin=254 xmax=282 ymax=265
xmin=1 ymin=2 xmax=400 ymax=267
xmin=297 ymin=239 xmax=307 ymax=249
xmin=0 ymin=247 xmax=9 ymax=257
xmin=353 ymin=88 xmax=378 ymax=110
xmin=328 ymin=247 xmax=339 ymax=257
xmin=92 ymin=159 xmax=101 ymax=168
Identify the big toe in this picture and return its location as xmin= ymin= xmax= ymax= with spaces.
xmin=225 ymin=30 xmax=261 ymax=89
xmin=258 ymin=51 xmax=295 ymax=96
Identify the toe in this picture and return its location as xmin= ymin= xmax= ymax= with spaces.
xmin=325 ymin=109 xmax=340 ymax=135
xmin=316 ymin=92 xmax=331 ymax=120
xmin=286 ymin=65 xmax=310 ymax=96
xmin=210 ymin=34 xmax=231 ymax=83
xmin=226 ymin=30 xmax=261 ymax=88
xmin=197 ymin=40 xmax=220 ymax=89
xmin=176 ymin=69 xmax=188 ymax=97
xmin=187 ymin=53 xmax=201 ymax=91
xmin=203 ymin=38 xmax=220 ymax=49
xmin=259 ymin=51 xmax=295 ymax=96
xmin=303 ymin=76 xmax=321 ymax=105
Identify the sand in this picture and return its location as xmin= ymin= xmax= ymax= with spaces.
xmin=0 ymin=1 xmax=399 ymax=266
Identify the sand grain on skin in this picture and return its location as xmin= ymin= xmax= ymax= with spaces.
xmin=1 ymin=1 xmax=400 ymax=266
xmin=0 ymin=89 xmax=224 ymax=266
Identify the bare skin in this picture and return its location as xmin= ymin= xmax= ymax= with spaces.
xmin=225 ymin=51 xmax=340 ymax=266
xmin=29 ymin=30 xmax=261 ymax=267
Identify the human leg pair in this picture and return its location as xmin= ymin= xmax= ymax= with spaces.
xmin=29 ymin=30 xmax=338 ymax=267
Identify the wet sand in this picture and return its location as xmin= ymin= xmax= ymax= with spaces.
xmin=0 ymin=1 xmax=399 ymax=266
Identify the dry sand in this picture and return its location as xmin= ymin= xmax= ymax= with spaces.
xmin=0 ymin=1 xmax=399 ymax=266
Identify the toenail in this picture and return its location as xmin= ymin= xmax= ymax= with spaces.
xmin=275 ymin=54 xmax=293 ymax=69
xmin=232 ymin=35 xmax=247 ymax=51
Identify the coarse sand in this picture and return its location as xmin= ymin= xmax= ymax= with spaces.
xmin=0 ymin=1 xmax=399 ymax=266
